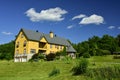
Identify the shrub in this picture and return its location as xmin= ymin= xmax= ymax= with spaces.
xmin=49 ymin=67 xmax=60 ymax=77
xmin=61 ymin=46 xmax=66 ymax=56
xmin=55 ymin=51 xmax=62 ymax=60
xmin=83 ymin=52 xmax=90 ymax=58
xmin=113 ymin=55 xmax=120 ymax=59
xmin=29 ymin=58 xmax=33 ymax=62
xmin=62 ymin=56 xmax=72 ymax=64
xmin=29 ymin=53 xmax=39 ymax=62
xmin=71 ymin=58 xmax=89 ymax=75
xmin=55 ymin=51 xmax=61 ymax=56
xmin=38 ymin=53 xmax=45 ymax=59
xmin=31 ymin=53 xmax=39 ymax=59
xmin=85 ymin=66 xmax=120 ymax=80
xmin=46 ymin=53 xmax=56 ymax=61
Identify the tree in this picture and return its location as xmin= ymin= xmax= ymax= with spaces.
xmin=61 ymin=46 xmax=66 ymax=56
xmin=5 ymin=53 xmax=12 ymax=61
xmin=72 ymin=34 xmax=119 ymax=57
xmin=0 ymin=41 xmax=15 ymax=60
xmin=116 ymin=34 xmax=120 ymax=47
xmin=99 ymin=35 xmax=117 ymax=54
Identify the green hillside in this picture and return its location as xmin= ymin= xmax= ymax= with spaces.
xmin=0 ymin=55 xmax=120 ymax=80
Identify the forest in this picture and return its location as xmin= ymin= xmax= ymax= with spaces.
xmin=0 ymin=34 xmax=120 ymax=60
xmin=0 ymin=41 xmax=15 ymax=60
xmin=72 ymin=34 xmax=120 ymax=57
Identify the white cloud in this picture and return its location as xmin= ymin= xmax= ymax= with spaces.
xmin=108 ymin=26 xmax=115 ymax=29
xmin=118 ymin=27 xmax=120 ymax=29
xmin=72 ymin=14 xmax=86 ymax=20
xmin=25 ymin=7 xmax=68 ymax=22
xmin=2 ymin=31 xmax=13 ymax=35
xmin=67 ymin=25 xmax=74 ymax=29
xmin=79 ymin=14 xmax=104 ymax=25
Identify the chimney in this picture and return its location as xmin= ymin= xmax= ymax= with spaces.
xmin=49 ymin=31 xmax=54 ymax=38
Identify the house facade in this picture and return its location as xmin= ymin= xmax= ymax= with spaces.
xmin=14 ymin=28 xmax=76 ymax=62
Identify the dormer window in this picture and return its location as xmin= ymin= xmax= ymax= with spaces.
xmin=16 ymin=42 xmax=19 ymax=48
xmin=23 ymin=40 xmax=27 ymax=47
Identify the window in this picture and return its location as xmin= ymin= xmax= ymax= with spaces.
xmin=16 ymin=50 xmax=19 ymax=55
xmin=23 ymin=40 xmax=27 ymax=47
xmin=23 ymin=49 xmax=26 ymax=55
xmin=50 ymin=44 xmax=52 ymax=48
xmin=57 ymin=46 xmax=59 ymax=49
xmin=55 ymin=45 xmax=59 ymax=49
xmin=60 ymin=46 xmax=62 ymax=50
xmin=21 ymin=33 xmax=24 ymax=38
xmin=16 ymin=42 xmax=19 ymax=48
xmin=55 ymin=45 xmax=57 ymax=48
xmin=30 ymin=49 xmax=36 ymax=54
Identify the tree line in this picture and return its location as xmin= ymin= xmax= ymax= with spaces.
xmin=0 ymin=41 xmax=15 ymax=60
xmin=72 ymin=34 xmax=120 ymax=57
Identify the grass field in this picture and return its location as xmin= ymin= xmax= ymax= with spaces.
xmin=0 ymin=55 xmax=120 ymax=80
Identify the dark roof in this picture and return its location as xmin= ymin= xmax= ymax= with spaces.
xmin=22 ymin=29 xmax=43 ymax=41
xmin=21 ymin=28 xmax=76 ymax=53
xmin=66 ymin=45 xmax=76 ymax=53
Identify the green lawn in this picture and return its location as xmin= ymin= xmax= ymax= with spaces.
xmin=0 ymin=55 xmax=120 ymax=80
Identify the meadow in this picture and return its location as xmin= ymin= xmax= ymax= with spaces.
xmin=0 ymin=55 xmax=120 ymax=80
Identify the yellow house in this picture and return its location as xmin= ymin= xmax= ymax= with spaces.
xmin=14 ymin=28 xmax=76 ymax=62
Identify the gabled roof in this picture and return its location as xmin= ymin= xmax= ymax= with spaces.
xmin=22 ymin=28 xmax=43 ymax=41
xmin=20 ymin=28 xmax=76 ymax=53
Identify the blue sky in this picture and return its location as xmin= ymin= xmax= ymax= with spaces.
xmin=0 ymin=0 xmax=120 ymax=44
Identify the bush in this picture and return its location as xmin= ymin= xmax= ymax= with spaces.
xmin=46 ymin=53 xmax=56 ymax=61
xmin=55 ymin=51 xmax=62 ymax=60
xmin=38 ymin=53 xmax=45 ymax=59
xmin=83 ymin=52 xmax=90 ymax=58
xmin=71 ymin=58 xmax=89 ymax=75
xmin=31 ymin=53 xmax=39 ymax=59
xmin=61 ymin=56 xmax=72 ymax=64
xmin=49 ymin=67 xmax=60 ymax=77
xmin=29 ymin=53 xmax=39 ymax=62
xmin=55 ymin=51 xmax=61 ymax=56
xmin=113 ymin=55 xmax=120 ymax=59
xmin=85 ymin=66 xmax=120 ymax=80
